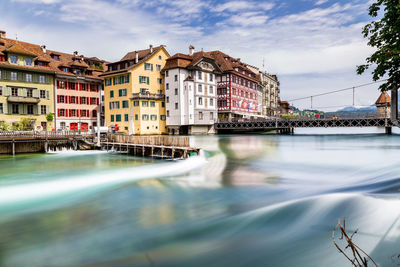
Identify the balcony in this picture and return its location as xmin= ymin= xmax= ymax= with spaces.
xmin=131 ymin=92 xmax=165 ymax=100
xmin=7 ymin=96 xmax=40 ymax=104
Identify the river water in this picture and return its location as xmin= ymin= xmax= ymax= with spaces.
xmin=0 ymin=129 xmax=400 ymax=267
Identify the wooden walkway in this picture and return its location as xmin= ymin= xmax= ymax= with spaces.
xmin=102 ymin=135 xmax=200 ymax=159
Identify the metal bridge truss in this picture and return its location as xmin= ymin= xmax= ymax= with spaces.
xmin=215 ymin=118 xmax=392 ymax=131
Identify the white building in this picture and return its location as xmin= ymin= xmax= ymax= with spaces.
xmin=260 ymin=72 xmax=280 ymax=117
xmin=162 ymin=46 xmax=222 ymax=135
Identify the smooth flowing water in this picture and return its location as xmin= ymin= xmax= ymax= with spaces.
xmin=0 ymin=131 xmax=400 ymax=267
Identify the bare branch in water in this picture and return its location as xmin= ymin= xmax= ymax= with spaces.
xmin=332 ymin=218 xmax=378 ymax=267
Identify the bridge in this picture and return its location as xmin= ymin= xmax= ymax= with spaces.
xmin=216 ymin=80 xmax=399 ymax=134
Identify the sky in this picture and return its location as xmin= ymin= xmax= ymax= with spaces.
xmin=0 ymin=0 xmax=382 ymax=111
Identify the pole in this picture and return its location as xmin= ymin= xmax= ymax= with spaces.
xmin=310 ymin=96 xmax=313 ymax=109
xmin=352 ymin=87 xmax=355 ymax=106
xmin=96 ymin=106 xmax=100 ymax=147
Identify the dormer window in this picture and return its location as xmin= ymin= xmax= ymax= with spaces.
xmin=54 ymin=55 xmax=59 ymax=60
xmin=10 ymin=55 xmax=17 ymax=64
xmin=63 ymin=67 xmax=69 ymax=72
xmin=25 ymin=57 xmax=32 ymax=66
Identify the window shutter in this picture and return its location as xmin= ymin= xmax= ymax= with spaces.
xmin=46 ymin=105 xmax=50 ymax=114
xmin=113 ymin=77 xmax=116 ymax=85
xmin=46 ymin=91 xmax=49 ymax=99
xmin=151 ymin=64 xmax=153 ymax=71
xmin=127 ymin=75 xmax=129 ymax=83
xmin=57 ymin=95 xmax=60 ymax=103
xmin=97 ymin=98 xmax=99 ymax=105
xmin=22 ymin=89 xmax=27 ymax=97
xmin=147 ymin=77 xmax=149 ymax=85
xmin=17 ymin=88 xmax=23 ymax=96
xmin=3 ymin=102 xmax=7 ymax=114
xmin=19 ymin=104 xmax=24 ymax=115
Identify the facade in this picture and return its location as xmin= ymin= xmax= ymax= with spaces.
xmin=279 ymin=100 xmax=290 ymax=115
xmin=0 ymin=32 xmax=54 ymax=130
xmin=208 ymin=51 xmax=261 ymax=122
xmin=101 ymin=45 xmax=169 ymax=135
xmin=259 ymin=72 xmax=280 ymax=117
xmin=53 ymin=52 xmax=105 ymax=132
xmin=162 ymin=46 xmax=221 ymax=135
xmin=375 ymin=92 xmax=390 ymax=118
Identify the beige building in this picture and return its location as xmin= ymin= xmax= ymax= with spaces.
xmin=260 ymin=72 xmax=280 ymax=117
xmin=375 ymin=92 xmax=390 ymax=118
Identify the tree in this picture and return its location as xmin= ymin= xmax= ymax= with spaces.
xmin=357 ymin=0 xmax=400 ymax=92
xmin=46 ymin=113 xmax=54 ymax=129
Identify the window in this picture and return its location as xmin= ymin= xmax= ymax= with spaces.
xmin=92 ymin=110 xmax=97 ymax=118
xmin=122 ymin=100 xmax=129 ymax=108
xmin=175 ymin=88 xmax=178 ymax=95
xmin=81 ymin=97 xmax=87 ymax=105
xmin=10 ymin=55 xmax=17 ymax=64
xmin=210 ymin=112 xmax=214 ymax=119
xmin=167 ymin=110 xmax=170 ymax=117
xmin=135 ymin=114 xmax=139 ymax=120
xmin=161 ymin=101 xmax=165 ymax=107
xmin=156 ymin=64 xmax=161 ymax=71
xmin=198 ymin=71 xmax=202 ymax=80
xmin=198 ymin=84 xmax=202 ymax=93
xmin=39 ymin=75 xmax=45 ymax=83
xmin=110 ymin=90 xmax=114 ymax=98
xmin=142 ymin=114 xmax=149 ymax=120
xmin=105 ymin=78 xmax=112 ymax=86
xmin=0 ymin=103 xmax=3 ymax=113
xmin=139 ymin=76 xmax=149 ymax=84
xmin=158 ymin=55 xmax=162 ymax=60
xmin=210 ymin=98 xmax=213 ymax=106
xmin=166 ymin=83 xmax=169 ymax=90
xmin=40 ymin=90 xmax=46 ymax=98
xmin=160 ymin=115 xmax=166 ymax=120
xmin=133 ymin=100 xmax=139 ymax=106
xmin=12 ymin=88 xmax=18 ymax=96
xmin=111 ymin=115 xmax=114 ymax=122
xmin=165 ymin=70 xmax=169 ymax=77
xmin=150 ymin=101 xmax=156 ymax=107
xmin=40 ymin=105 xmax=47 ymax=114
xmin=209 ymin=86 xmax=214 ymax=94
xmin=144 ymin=63 xmax=152 ymax=70
xmin=174 ymin=75 xmax=178 ymax=82
xmin=59 ymin=109 xmax=65 ymax=117
xmin=26 ymin=74 xmax=32 ymax=82
xmin=119 ymin=89 xmax=127 ymax=97
xmin=198 ymin=97 xmax=203 ymax=105
xmin=210 ymin=74 xmax=213 ymax=82
xmin=166 ymin=96 xmax=169 ymax=103
xmin=11 ymin=72 xmax=17 ymax=81
xmin=116 ymin=114 xmax=121 ymax=122
xmin=158 ymin=78 xmax=162 ymax=84
xmin=0 ymin=70 xmax=2 ymax=79
xmin=12 ymin=104 xmax=19 ymax=114
xmin=63 ymin=67 xmax=69 ymax=73
xmin=150 ymin=114 xmax=157 ymax=121
xmin=175 ymin=102 xmax=178 ymax=109
xmin=199 ymin=112 xmax=203 ymax=120
xmin=25 ymin=58 xmax=32 ymax=66
xmin=70 ymin=96 xmax=76 ymax=104
xmin=0 ymin=86 xmax=2 ymax=95
xmin=124 ymin=114 xmax=129 ymax=121
xmin=142 ymin=101 xmax=148 ymax=107
xmin=27 ymin=88 xmax=33 ymax=98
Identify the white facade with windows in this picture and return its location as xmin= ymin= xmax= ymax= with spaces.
xmin=164 ymin=53 xmax=220 ymax=135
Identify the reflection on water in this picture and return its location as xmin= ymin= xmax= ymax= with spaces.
xmin=0 ymin=133 xmax=400 ymax=266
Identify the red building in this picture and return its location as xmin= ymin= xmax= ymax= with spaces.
xmin=209 ymin=51 xmax=260 ymax=122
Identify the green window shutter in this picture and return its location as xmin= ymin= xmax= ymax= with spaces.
xmin=33 ymin=89 xmax=39 ymax=98
xmin=113 ymin=77 xmax=116 ymax=85
xmin=135 ymin=114 xmax=138 ymax=120
xmin=22 ymin=88 xmax=27 ymax=97
xmin=146 ymin=77 xmax=149 ymax=85
xmin=3 ymin=102 xmax=7 ymax=114
xmin=46 ymin=75 xmax=50 ymax=84
xmin=151 ymin=64 xmax=153 ymax=71
xmin=125 ymin=114 xmax=128 ymax=121
xmin=139 ymin=76 xmax=142 ymax=84
xmin=18 ymin=88 xmax=23 ymax=96
xmin=109 ymin=102 xmax=112 ymax=109
xmin=46 ymin=105 xmax=50 ymax=114
xmin=33 ymin=74 xmax=39 ymax=83
xmin=126 ymin=75 xmax=129 ymax=83
xmin=17 ymin=72 xmax=23 ymax=82
xmin=33 ymin=105 xmax=38 ymax=115
xmin=7 ymin=104 xmax=12 ymax=114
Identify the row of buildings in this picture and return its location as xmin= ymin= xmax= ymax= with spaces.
xmin=0 ymin=30 xmax=283 ymax=134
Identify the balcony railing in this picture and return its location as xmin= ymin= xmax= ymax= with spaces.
xmin=131 ymin=93 xmax=165 ymax=100
xmin=7 ymin=96 xmax=40 ymax=104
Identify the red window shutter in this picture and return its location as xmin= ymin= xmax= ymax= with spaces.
xmin=57 ymin=95 xmax=60 ymax=103
xmin=97 ymin=98 xmax=99 ymax=105
xmin=65 ymin=109 xmax=68 ymax=117
xmin=56 ymin=80 xmax=60 ymax=88
xmin=57 ymin=109 xmax=60 ymax=117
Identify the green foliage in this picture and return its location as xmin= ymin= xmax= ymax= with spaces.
xmin=19 ymin=118 xmax=34 ymax=131
xmin=89 ymin=63 xmax=104 ymax=70
xmin=282 ymin=115 xmax=292 ymax=119
xmin=0 ymin=122 xmax=9 ymax=131
xmin=357 ymin=0 xmax=400 ymax=92
xmin=46 ymin=113 xmax=54 ymax=122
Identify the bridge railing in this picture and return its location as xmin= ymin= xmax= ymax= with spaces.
xmin=107 ymin=134 xmax=191 ymax=148
xmin=0 ymin=131 xmax=93 ymax=139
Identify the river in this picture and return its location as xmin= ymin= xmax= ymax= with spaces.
xmin=0 ymin=129 xmax=400 ymax=267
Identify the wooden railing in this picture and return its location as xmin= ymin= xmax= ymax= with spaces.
xmin=108 ymin=135 xmax=191 ymax=148
xmin=0 ymin=131 xmax=93 ymax=140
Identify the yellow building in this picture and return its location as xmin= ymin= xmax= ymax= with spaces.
xmin=101 ymin=45 xmax=169 ymax=135
xmin=0 ymin=33 xmax=55 ymax=130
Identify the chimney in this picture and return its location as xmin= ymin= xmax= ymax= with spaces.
xmin=149 ymin=44 xmax=153 ymax=53
xmin=73 ymin=51 xmax=78 ymax=56
xmin=41 ymin=45 xmax=46 ymax=54
xmin=189 ymin=45 xmax=195 ymax=56
xmin=135 ymin=51 xmax=138 ymax=63
xmin=0 ymin=30 xmax=5 ymax=39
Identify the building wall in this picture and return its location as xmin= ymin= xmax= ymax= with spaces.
xmin=0 ymin=68 xmax=54 ymax=129
xmin=104 ymin=48 xmax=168 ymax=135
xmin=55 ymin=78 xmax=101 ymax=131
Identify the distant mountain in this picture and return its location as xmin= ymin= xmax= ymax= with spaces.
xmin=336 ymin=105 xmax=376 ymax=112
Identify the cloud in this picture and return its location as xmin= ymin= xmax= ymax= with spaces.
xmin=315 ymin=0 xmax=329 ymax=5
xmin=214 ymin=1 xmax=274 ymax=12
xmin=12 ymin=0 xmax=60 ymax=3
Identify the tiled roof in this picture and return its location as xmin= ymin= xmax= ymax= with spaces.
xmin=162 ymin=51 xmax=220 ymax=72
xmin=0 ymin=36 xmax=106 ymax=80
xmin=101 ymin=45 xmax=168 ymax=76
xmin=375 ymin=92 xmax=390 ymax=105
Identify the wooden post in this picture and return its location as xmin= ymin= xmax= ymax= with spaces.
xmin=142 ymin=146 xmax=145 ymax=157
xmin=161 ymin=148 xmax=164 ymax=159
xmin=385 ymin=127 xmax=392 ymax=135
xmin=390 ymin=88 xmax=398 ymax=123
xmin=12 ymin=140 xmax=15 ymax=156
xmin=151 ymin=147 xmax=154 ymax=158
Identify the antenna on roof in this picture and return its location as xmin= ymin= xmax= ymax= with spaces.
xmin=15 ymin=33 xmax=18 ymax=42
xmin=201 ymin=48 xmax=203 ymax=52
